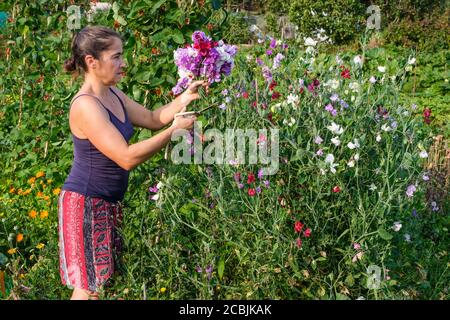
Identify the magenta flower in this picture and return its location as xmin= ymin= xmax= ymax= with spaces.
xmin=172 ymin=31 xmax=237 ymax=94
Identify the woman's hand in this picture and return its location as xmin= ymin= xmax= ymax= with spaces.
xmin=171 ymin=106 xmax=197 ymax=130
xmin=179 ymin=80 xmax=209 ymax=106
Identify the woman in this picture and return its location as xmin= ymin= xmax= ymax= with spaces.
xmin=59 ymin=25 xmax=206 ymax=300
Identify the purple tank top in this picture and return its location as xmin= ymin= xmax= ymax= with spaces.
xmin=62 ymin=87 xmax=135 ymax=203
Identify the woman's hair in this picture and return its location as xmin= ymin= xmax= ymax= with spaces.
xmin=63 ymin=26 xmax=123 ymax=78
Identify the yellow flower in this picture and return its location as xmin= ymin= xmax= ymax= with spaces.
xmin=44 ymin=196 xmax=50 ymax=201
xmin=53 ymin=188 xmax=61 ymax=196
xmin=28 ymin=177 xmax=36 ymax=184
xmin=46 ymin=179 xmax=53 ymax=184
xmin=36 ymin=191 xmax=44 ymax=198
xmin=36 ymin=243 xmax=45 ymax=249
xmin=17 ymin=188 xmax=23 ymax=195
xmin=9 ymin=187 xmax=15 ymax=194
xmin=42 ymin=184 xmax=47 ymax=188
xmin=7 ymin=248 xmax=17 ymax=255
xmin=40 ymin=210 xmax=48 ymax=219
xmin=16 ymin=233 xmax=24 ymax=242
xmin=19 ymin=274 xmax=25 ymax=279
xmin=160 ymin=287 xmax=167 ymax=294
xmin=29 ymin=210 xmax=37 ymax=219
xmin=35 ymin=171 xmax=45 ymax=178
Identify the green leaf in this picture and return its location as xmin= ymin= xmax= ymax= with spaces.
xmin=378 ymin=228 xmax=393 ymax=241
xmin=171 ymin=29 xmax=184 ymax=44
xmin=132 ymin=84 xmax=142 ymax=101
xmin=0 ymin=253 xmax=8 ymax=266
xmin=116 ymin=15 xmax=127 ymax=26
xmin=218 ymin=257 xmax=225 ymax=281
xmin=151 ymin=0 xmax=166 ymax=14
xmin=112 ymin=1 xmax=120 ymax=15
xmin=336 ymin=293 xmax=350 ymax=300
xmin=135 ymin=71 xmax=152 ymax=83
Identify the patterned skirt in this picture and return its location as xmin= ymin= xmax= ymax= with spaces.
xmin=58 ymin=190 xmax=124 ymax=292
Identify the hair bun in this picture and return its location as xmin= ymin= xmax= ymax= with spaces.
xmin=63 ymin=56 xmax=76 ymax=72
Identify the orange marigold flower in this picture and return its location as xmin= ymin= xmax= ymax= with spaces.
xmin=28 ymin=177 xmax=36 ymax=184
xmin=24 ymin=189 xmax=32 ymax=195
xmin=7 ymin=248 xmax=17 ymax=255
xmin=36 ymin=243 xmax=45 ymax=249
xmin=35 ymin=171 xmax=45 ymax=178
xmin=44 ymin=196 xmax=50 ymax=201
xmin=9 ymin=187 xmax=15 ymax=193
xmin=18 ymin=188 xmax=23 ymax=195
xmin=16 ymin=233 xmax=24 ymax=242
xmin=37 ymin=191 xmax=44 ymax=198
xmin=40 ymin=210 xmax=49 ymax=219
xmin=53 ymin=188 xmax=61 ymax=195
xmin=29 ymin=210 xmax=37 ymax=219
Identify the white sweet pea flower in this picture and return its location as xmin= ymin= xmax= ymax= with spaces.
xmin=283 ymin=117 xmax=296 ymax=127
xmin=304 ymin=37 xmax=317 ymax=47
xmin=378 ymin=66 xmax=386 ymax=73
xmin=347 ymin=139 xmax=360 ymax=149
xmin=314 ymin=136 xmax=323 ymax=145
xmin=325 ymin=153 xmax=335 ymax=164
xmin=286 ymin=93 xmax=299 ymax=106
xmin=305 ymin=46 xmax=316 ymax=55
xmin=408 ymin=57 xmax=416 ymax=65
xmin=354 ymin=153 xmax=360 ymax=161
xmin=349 ymin=82 xmax=360 ymax=92
xmin=392 ymin=221 xmax=402 ymax=232
xmin=151 ymin=194 xmax=160 ymax=201
xmin=369 ymin=76 xmax=377 ymax=84
xmin=353 ymin=55 xmax=363 ymax=66
xmin=347 ymin=160 xmax=355 ymax=167
xmin=324 ymin=79 xmax=340 ymax=90
xmin=404 ymin=234 xmax=411 ymax=242
xmin=156 ymin=181 xmax=163 ymax=189
xmin=324 ymin=154 xmax=338 ymax=173
xmin=381 ymin=124 xmax=392 ymax=132
xmin=419 ymin=150 xmax=428 ymax=158
xmin=331 ymin=137 xmax=341 ymax=146
xmin=376 ymin=134 xmax=382 ymax=142
xmin=369 ymin=183 xmax=377 ymax=191
xmin=327 ymin=122 xmax=344 ymax=135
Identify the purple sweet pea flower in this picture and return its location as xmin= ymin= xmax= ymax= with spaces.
xmin=406 ymin=184 xmax=416 ymax=198
xmin=270 ymin=38 xmax=277 ymax=49
xmin=257 ymin=169 xmax=263 ymax=179
xmin=325 ymin=104 xmax=334 ymax=112
xmin=205 ymin=265 xmax=213 ymax=280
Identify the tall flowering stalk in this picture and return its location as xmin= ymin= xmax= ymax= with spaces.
xmin=172 ymin=31 xmax=237 ymax=95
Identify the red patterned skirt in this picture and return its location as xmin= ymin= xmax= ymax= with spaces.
xmin=58 ymin=190 xmax=124 ymax=292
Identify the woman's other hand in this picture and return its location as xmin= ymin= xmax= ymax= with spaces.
xmin=171 ymin=107 xmax=197 ymax=130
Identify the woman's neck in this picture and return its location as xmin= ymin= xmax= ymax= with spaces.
xmin=82 ymin=75 xmax=111 ymax=98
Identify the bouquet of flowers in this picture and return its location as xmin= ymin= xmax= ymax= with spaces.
xmin=172 ymin=31 xmax=238 ymax=95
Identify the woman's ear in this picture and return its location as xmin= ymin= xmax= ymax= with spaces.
xmin=85 ymin=55 xmax=97 ymax=70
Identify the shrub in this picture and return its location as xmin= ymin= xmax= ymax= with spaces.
xmin=288 ymin=0 xmax=365 ymax=45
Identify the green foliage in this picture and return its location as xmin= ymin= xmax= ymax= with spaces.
xmin=288 ymin=0 xmax=365 ymax=45
xmin=0 ymin=0 xmax=448 ymax=300
xmin=222 ymin=12 xmax=252 ymax=44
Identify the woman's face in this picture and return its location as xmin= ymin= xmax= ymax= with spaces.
xmin=91 ymin=37 xmax=126 ymax=85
